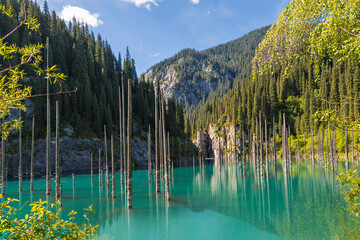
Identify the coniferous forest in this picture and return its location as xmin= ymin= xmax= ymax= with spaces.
xmin=0 ymin=0 xmax=188 ymax=142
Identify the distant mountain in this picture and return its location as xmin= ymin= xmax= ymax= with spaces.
xmin=144 ymin=26 xmax=270 ymax=107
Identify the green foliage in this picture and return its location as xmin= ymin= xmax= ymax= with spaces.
xmin=336 ymin=170 xmax=360 ymax=217
xmin=0 ymin=194 xmax=98 ymax=239
xmin=253 ymin=0 xmax=360 ymax=79
xmin=0 ymin=2 xmax=65 ymax=139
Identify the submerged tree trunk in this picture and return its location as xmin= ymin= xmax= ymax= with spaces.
xmin=148 ymin=125 xmax=151 ymax=183
xmin=127 ymin=77 xmax=133 ymax=209
xmin=98 ymin=149 xmax=101 ymax=187
xmin=311 ymin=125 xmax=315 ymax=164
xmin=30 ymin=118 xmax=34 ymax=191
xmin=273 ymin=118 xmax=277 ymax=171
xmin=282 ymin=113 xmax=288 ymax=173
xmin=111 ymin=135 xmax=115 ymax=198
xmin=119 ymin=86 xmax=123 ymax=185
xmin=162 ymin=92 xmax=170 ymax=201
xmin=345 ymin=126 xmax=349 ymax=171
xmin=55 ymin=101 xmax=60 ymax=199
xmin=167 ymin=132 xmax=171 ymax=182
xmin=104 ymin=125 xmax=109 ymax=198
xmin=121 ymin=76 xmax=127 ymax=190
xmin=1 ymin=132 xmax=5 ymax=195
xmin=259 ymin=112 xmax=264 ymax=176
xmin=91 ymin=153 xmax=93 ymax=184
xmin=242 ymin=130 xmax=246 ymax=176
xmin=265 ymin=118 xmax=268 ymax=174
xmin=155 ymin=92 xmax=160 ymax=193
xmin=352 ymin=127 xmax=356 ymax=167
xmin=333 ymin=128 xmax=337 ymax=164
xmin=18 ymin=110 xmax=22 ymax=192
xmin=72 ymin=173 xmax=75 ymax=189
xmin=303 ymin=131 xmax=307 ymax=162
xmin=46 ymin=37 xmax=51 ymax=196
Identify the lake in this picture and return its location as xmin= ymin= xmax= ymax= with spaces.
xmin=3 ymin=161 xmax=359 ymax=239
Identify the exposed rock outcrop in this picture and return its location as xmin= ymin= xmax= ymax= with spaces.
xmin=194 ymin=124 xmax=242 ymax=165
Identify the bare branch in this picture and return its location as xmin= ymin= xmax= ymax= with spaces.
xmin=0 ymin=53 xmax=34 ymax=74
xmin=1 ymin=4 xmax=27 ymax=41
xmin=341 ymin=27 xmax=360 ymax=38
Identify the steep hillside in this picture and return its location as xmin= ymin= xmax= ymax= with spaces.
xmin=144 ymin=26 xmax=270 ymax=107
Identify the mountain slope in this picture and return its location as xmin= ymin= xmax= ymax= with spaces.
xmin=144 ymin=26 xmax=270 ymax=107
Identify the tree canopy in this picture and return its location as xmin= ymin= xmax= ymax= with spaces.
xmin=253 ymin=0 xmax=360 ymax=78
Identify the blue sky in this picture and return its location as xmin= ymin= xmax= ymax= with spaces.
xmin=39 ymin=0 xmax=290 ymax=74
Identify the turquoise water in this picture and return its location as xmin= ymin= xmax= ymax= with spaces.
xmin=3 ymin=162 xmax=360 ymax=239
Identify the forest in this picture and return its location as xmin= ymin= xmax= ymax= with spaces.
xmin=0 ymin=0 xmax=188 ymax=143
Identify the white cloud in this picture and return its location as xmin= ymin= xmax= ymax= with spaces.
xmin=60 ymin=5 xmax=103 ymax=27
xmin=190 ymin=0 xmax=200 ymax=4
xmin=149 ymin=53 xmax=162 ymax=58
xmin=121 ymin=0 xmax=160 ymax=10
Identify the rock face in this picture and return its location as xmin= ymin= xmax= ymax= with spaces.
xmin=4 ymin=134 xmax=155 ymax=179
xmin=4 ymin=129 xmax=198 ymax=179
xmin=144 ymin=56 xmax=233 ymax=106
xmin=196 ymin=130 xmax=213 ymax=157
xmin=194 ymin=124 xmax=241 ymax=165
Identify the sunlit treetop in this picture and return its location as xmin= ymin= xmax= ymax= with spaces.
xmin=252 ymin=0 xmax=360 ymax=79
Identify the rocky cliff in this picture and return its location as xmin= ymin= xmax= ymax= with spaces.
xmin=195 ymin=124 xmax=242 ymax=165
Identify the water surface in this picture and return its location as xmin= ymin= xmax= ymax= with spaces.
xmin=4 ymin=162 xmax=359 ymax=239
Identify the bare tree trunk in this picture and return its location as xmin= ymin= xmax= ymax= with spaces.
xmin=288 ymin=126 xmax=291 ymax=172
xmin=159 ymin=119 xmax=163 ymax=179
xmin=167 ymin=132 xmax=171 ymax=182
xmin=30 ymin=118 xmax=34 ymax=191
xmin=55 ymin=101 xmax=60 ymax=199
xmin=345 ymin=126 xmax=349 ymax=171
xmin=46 ymin=37 xmax=51 ymax=196
xmin=256 ymin=118 xmax=260 ymax=175
xmin=1 ymin=132 xmax=5 ymax=195
xmin=303 ymin=131 xmax=307 ymax=162
xmin=127 ymin=77 xmax=133 ymax=209
xmin=311 ymin=125 xmax=315 ymax=164
xmin=119 ymin=86 xmax=123 ymax=185
xmin=317 ymin=128 xmax=321 ymax=163
xmin=352 ymin=127 xmax=355 ymax=167
xmin=233 ymin=124 xmax=236 ymax=163
xmin=297 ymin=133 xmax=300 ymax=162
xmin=111 ymin=135 xmax=115 ymax=198
xmin=18 ymin=110 xmax=22 ymax=192
xmin=148 ymin=125 xmax=151 ymax=183
xmin=273 ymin=118 xmax=277 ymax=171
xmin=282 ymin=113 xmax=287 ymax=173
xmin=333 ymin=128 xmax=337 ymax=164
xmin=98 ymin=149 xmax=101 ymax=187
xmin=242 ymin=130 xmax=246 ymax=176
xmin=155 ymin=92 xmax=160 ymax=193
xmin=162 ymin=92 xmax=170 ymax=201
xmin=259 ymin=112 xmax=264 ymax=176
xmin=104 ymin=125 xmax=109 ymax=198
xmin=327 ymin=120 xmax=332 ymax=166
xmin=121 ymin=76 xmax=127 ymax=190
xmin=91 ymin=153 xmax=93 ymax=184
xmin=265 ymin=118 xmax=268 ymax=173
xmin=72 ymin=173 xmax=75 ymax=189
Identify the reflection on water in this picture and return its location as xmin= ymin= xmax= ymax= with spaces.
xmin=2 ymin=161 xmax=359 ymax=240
